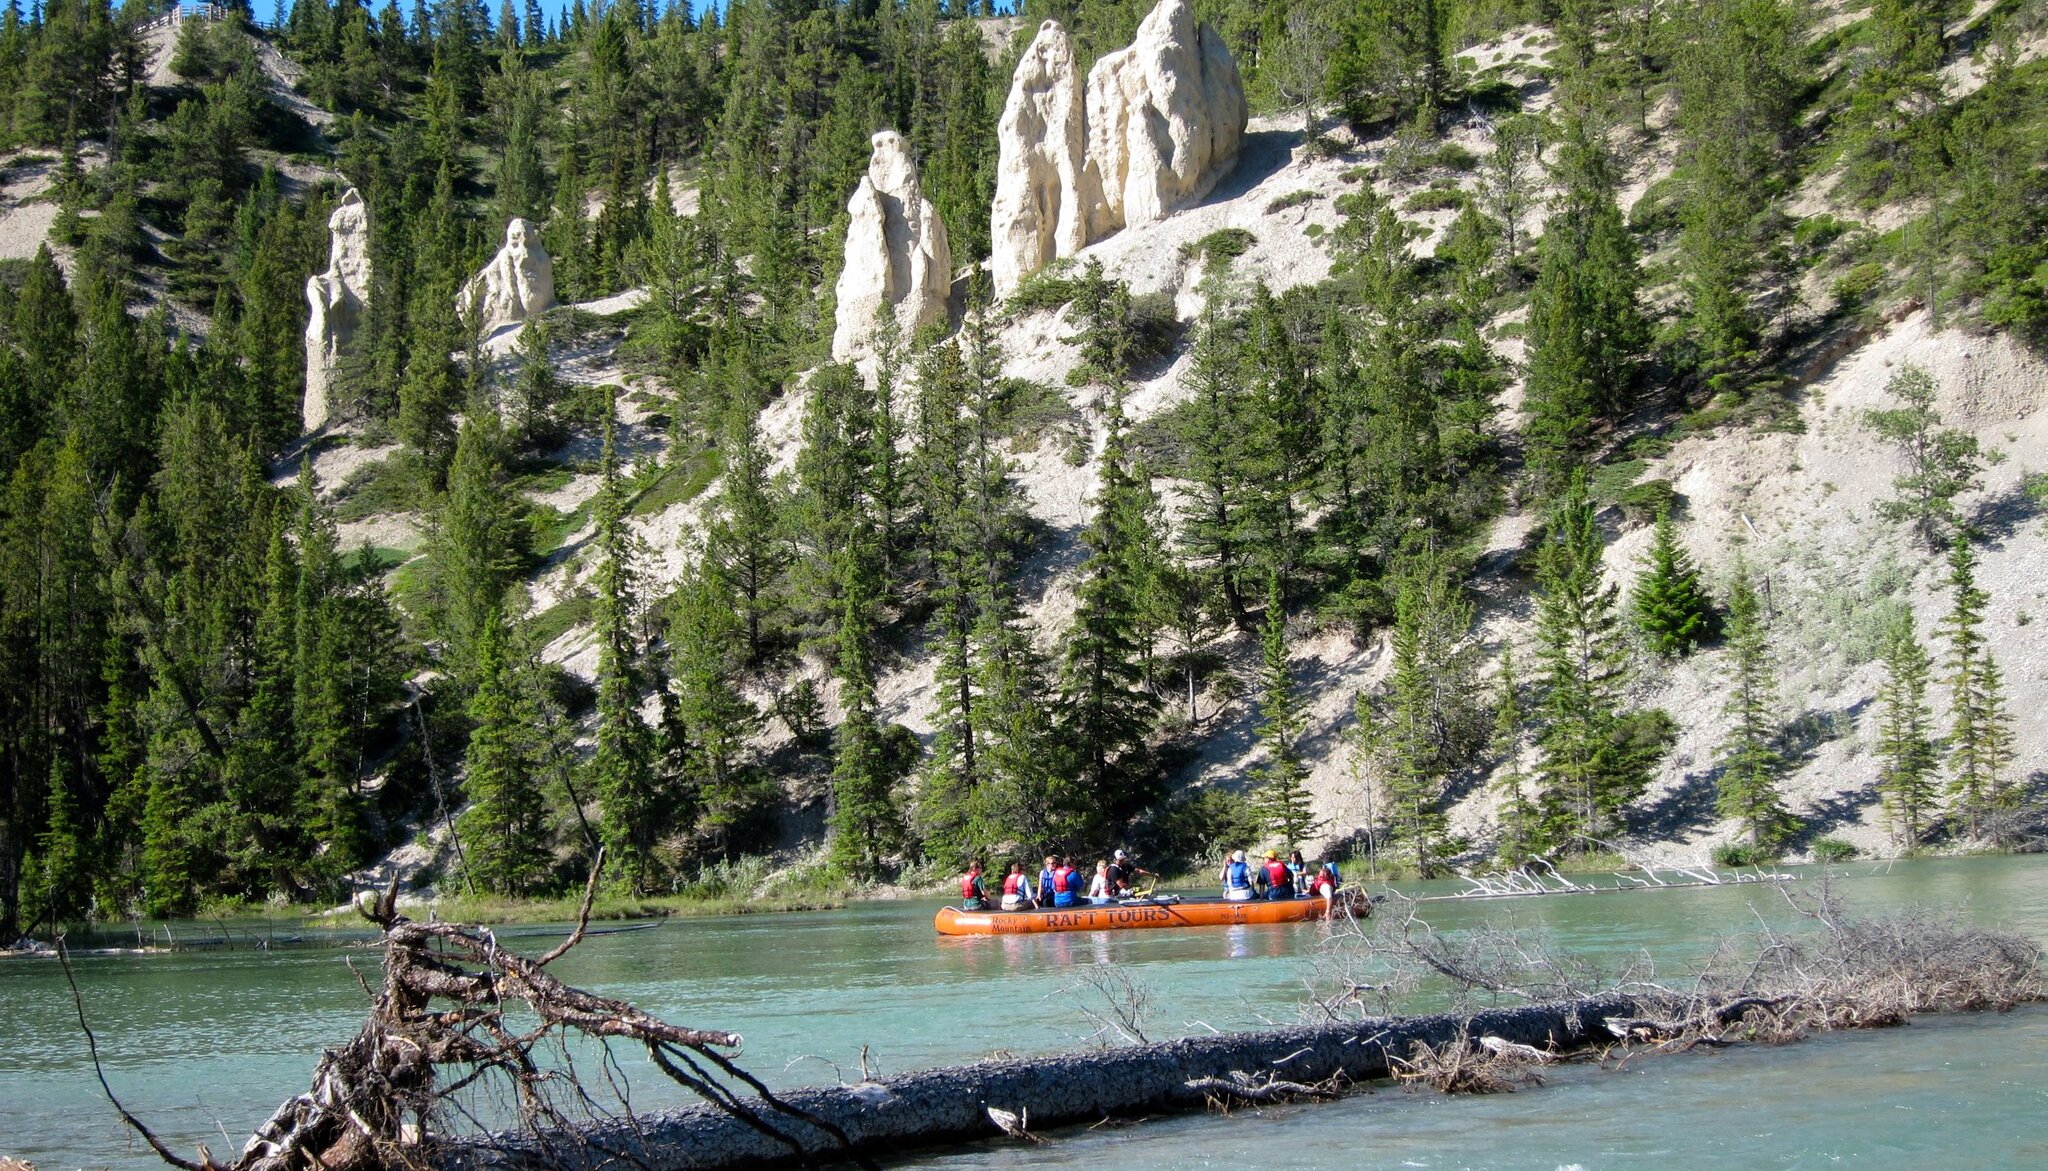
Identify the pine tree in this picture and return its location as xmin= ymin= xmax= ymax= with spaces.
xmin=1056 ymin=389 xmax=1161 ymax=833
xmin=1492 ymin=646 xmax=1533 ymax=864
xmin=827 ymin=542 xmax=903 ymax=882
xmin=1532 ymin=473 xmax=1668 ymax=847
xmin=1941 ymin=534 xmax=2015 ymax=840
xmin=457 ymin=608 xmax=552 ymax=895
xmin=1250 ymin=573 xmax=1320 ymax=852
xmin=590 ymin=398 xmax=662 ymax=892
xmin=429 ymin=409 xmax=528 ymax=687
xmin=1715 ymin=564 xmax=1798 ymax=854
xmin=1632 ymin=507 xmax=1717 ymax=656
xmin=1874 ymin=607 xmax=1939 ymax=850
xmin=1381 ymin=568 xmax=1449 ymax=874
xmin=704 ymin=383 xmax=786 ymax=666
xmin=1524 ymin=112 xmax=1646 ymax=494
xmin=1865 ymin=364 xmax=1983 ymax=551
xmin=668 ymin=563 xmax=764 ymax=860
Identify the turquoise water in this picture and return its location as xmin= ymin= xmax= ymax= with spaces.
xmin=3 ymin=856 xmax=2046 ymax=1168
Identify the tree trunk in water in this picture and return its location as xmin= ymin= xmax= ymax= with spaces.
xmin=448 ymin=993 xmax=1648 ymax=1171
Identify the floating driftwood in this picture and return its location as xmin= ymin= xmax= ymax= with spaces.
xmin=1433 ymin=854 xmax=1798 ymax=902
xmin=443 ymin=992 xmax=1648 ymax=1170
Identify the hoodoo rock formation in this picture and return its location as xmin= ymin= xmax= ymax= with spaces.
xmin=989 ymin=0 xmax=1245 ymax=297
xmin=832 ymin=131 xmax=953 ymax=362
xmin=989 ymin=20 xmax=1092 ymax=298
xmin=1083 ymin=0 xmax=1246 ymax=240
xmin=459 ymin=217 xmax=556 ymax=336
xmin=302 ymin=188 xmax=370 ymax=433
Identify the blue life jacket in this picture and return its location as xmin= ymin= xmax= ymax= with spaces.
xmin=1038 ymin=867 xmax=1057 ymax=902
xmin=1225 ymin=860 xmax=1251 ymax=890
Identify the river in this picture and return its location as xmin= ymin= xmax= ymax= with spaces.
xmin=3 ymin=855 xmax=2045 ymax=1168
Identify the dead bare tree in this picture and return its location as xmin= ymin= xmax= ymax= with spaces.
xmin=77 ymin=854 xmax=877 ymax=1171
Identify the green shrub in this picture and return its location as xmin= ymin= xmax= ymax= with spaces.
xmin=1440 ymin=144 xmax=1481 ymax=172
xmin=1712 ymin=842 xmax=1774 ymax=868
xmin=1403 ymin=186 xmax=1468 ymax=212
xmin=1811 ymin=837 xmax=1859 ymax=863
xmin=1178 ymin=227 xmax=1257 ymax=276
xmin=1006 ymin=259 xmax=1082 ymax=313
xmin=1792 ymin=213 xmax=1854 ymax=259
xmin=1265 ymin=189 xmax=1320 ymax=214
xmin=1833 ymin=262 xmax=1886 ymax=306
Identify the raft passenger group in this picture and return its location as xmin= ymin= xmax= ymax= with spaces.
xmin=957 ymin=848 xmax=1342 ymax=911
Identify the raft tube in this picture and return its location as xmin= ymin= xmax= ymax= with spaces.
xmin=934 ymin=891 xmax=1367 ymax=936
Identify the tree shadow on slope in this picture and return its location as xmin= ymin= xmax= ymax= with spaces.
xmin=1968 ymin=479 xmax=2044 ymax=549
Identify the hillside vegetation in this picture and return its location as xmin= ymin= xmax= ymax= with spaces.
xmin=3 ymin=0 xmax=2048 ymax=935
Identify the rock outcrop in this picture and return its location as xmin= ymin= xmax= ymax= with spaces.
xmin=302 ymin=188 xmax=371 ymax=433
xmin=1083 ymin=0 xmax=1246 ymax=240
xmin=832 ymin=131 xmax=953 ymax=362
xmin=989 ymin=20 xmax=1093 ymax=297
xmin=458 ymin=217 xmax=555 ymax=336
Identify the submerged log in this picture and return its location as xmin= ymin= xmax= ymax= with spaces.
xmin=447 ymin=992 xmax=1647 ymax=1170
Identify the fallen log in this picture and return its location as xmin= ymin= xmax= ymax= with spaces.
xmin=445 ymin=993 xmax=1644 ymax=1171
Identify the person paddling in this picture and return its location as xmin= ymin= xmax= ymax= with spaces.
xmin=1309 ymin=857 xmax=1342 ymax=910
xmin=1108 ymin=848 xmax=1155 ymax=897
xmin=959 ymin=861 xmax=989 ymax=911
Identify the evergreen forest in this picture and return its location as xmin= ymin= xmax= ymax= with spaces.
xmin=3 ymin=0 xmax=2047 ymax=939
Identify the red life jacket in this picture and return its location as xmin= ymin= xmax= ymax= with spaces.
xmin=1265 ymin=859 xmax=1291 ymax=888
xmin=1053 ymin=866 xmax=1077 ymax=893
xmin=961 ymin=872 xmax=982 ymax=898
xmin=1002 ymin=872 xmax=1025 ymax=897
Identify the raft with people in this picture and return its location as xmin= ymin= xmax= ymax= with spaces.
xmin=937 ymin=848 xmax=1367 ymax=936
xmin=934 ymin=888 xmax=1367 ymax=936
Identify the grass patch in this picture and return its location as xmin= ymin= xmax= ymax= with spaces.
xmin=1178 ymin=227 xmax=1256 ymax=277
xmin=348 ymin=545 xmax=414 ymax=576
xmin=524 ymin=592 xmax=595 ymax=649
xmin=628 ymin=447 xmax=723 ymax=518
xmin=331 ymin=455 xmax=416 ymax=523
xmin=531 ymin=502 xmax=593 ymax=559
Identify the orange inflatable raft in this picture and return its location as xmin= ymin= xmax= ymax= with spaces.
xmin=934 ymin=891 xmax=1367 ymax=936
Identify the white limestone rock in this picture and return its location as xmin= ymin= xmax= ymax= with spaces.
xmin=990 ymin=20 xmax=1093 ymax=297
xmin=1084 ymin=0 xmax=1246 ymax=241
xmin=458 ymin=217 xmax=556 ymax=336
xmin=303 ymin=188 xmax=371 ymax=433
xmin=832 ymin=130 xmax=953 ymax=362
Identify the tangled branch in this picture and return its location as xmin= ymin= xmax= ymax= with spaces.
xmin=84 ymin=853 xmax=876 ymax=1171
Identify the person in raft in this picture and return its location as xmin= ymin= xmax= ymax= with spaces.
xmin=1286 ymin=849 xmax=1308 ymax=892
xmin=1085 ymin=859 xmax=1117 ymax=904
xmin=1049 ymin=857 xmax=1084 ymax=908
xmin=1107 ymin=848 xmax=1155 ymax=896
xmin=1308 ymin=857 xmax=1342 ymax=904
xmin=1219 ymin=849 xmax=1255 ymax=901
xmin=1037 ymin=854 xmax=1059 ymax=906
xmin=1256 ymin=850 xmax=1295 ymax=900
xmin=960 ymin=861 xmax=989 ymax=911
xmin=1000 ymin=861 xmax=1040 ymax=911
